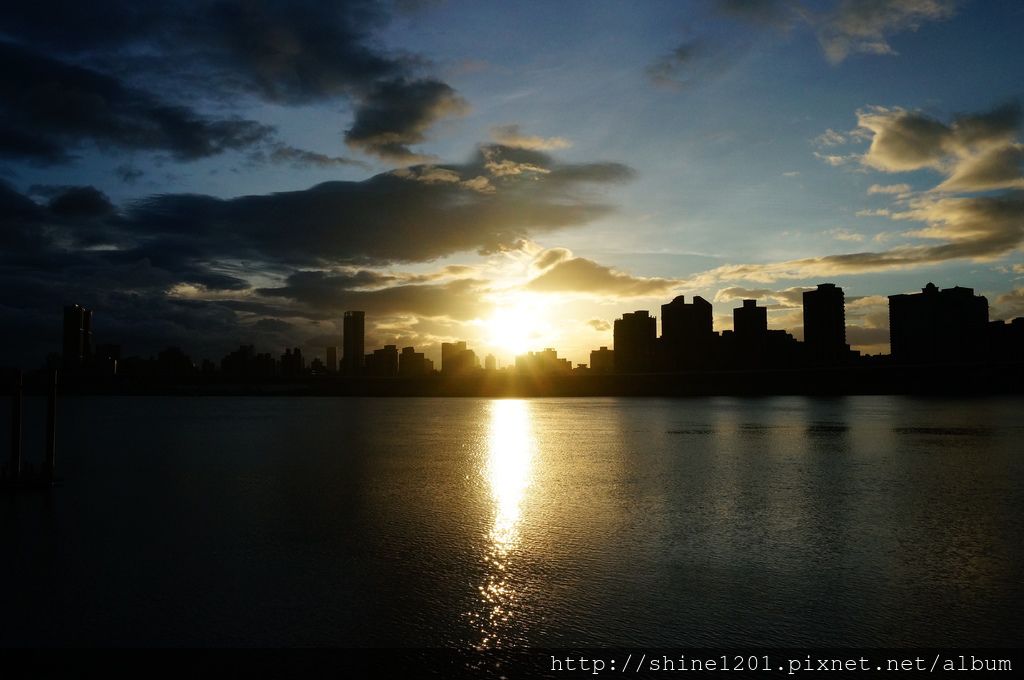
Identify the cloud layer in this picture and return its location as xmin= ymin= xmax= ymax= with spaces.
xmin=526 ymin=247 xmax=681 ymax=297
xmin=715 ymin=0 xmax=958 ymax=63
xmin=697 ymin=103 xmax=1024 ymax=284
xmin=0 ymin=0 xmax=469 ymax=165
xmin=0 ymin=138 xmax=633 ymax=362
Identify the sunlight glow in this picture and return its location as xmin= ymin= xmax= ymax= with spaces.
xmin=486 ymin=400 xmax=534 ymax=553
xmin=482 ymin=293 xmax=557 ymax=358
xmin=472 ymin=399 xmax=536 ymax=650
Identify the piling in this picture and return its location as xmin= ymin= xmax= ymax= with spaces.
xmin=9 ymin=370 xmax=22 ymax=482
xmin=45 ymin=369 xmax=57 ymax=482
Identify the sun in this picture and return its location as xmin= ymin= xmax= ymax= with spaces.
xmin=483 ymin=293 xmax=553 ymax=357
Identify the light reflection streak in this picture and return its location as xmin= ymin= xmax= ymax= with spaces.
xmin=473 ymin=399 xmax=535 ymax=650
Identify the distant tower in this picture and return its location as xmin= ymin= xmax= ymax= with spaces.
xmin=326 ymin=346 xmax=338 ymax=373
xmin=62 ymin=304 xmax=90 ymax=371
xmin=484 ymin=354 xmax=497 ymax=371
xmin=613 ymin=310 xmax=656 ymax=373
xmin=342 ymin=311 xmax=365 ymax=375
xmin=803 ymin=283 xmax=847 ymax=365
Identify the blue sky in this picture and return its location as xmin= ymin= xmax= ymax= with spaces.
xmin=3 ymin=0 xmax=1023 ymax=365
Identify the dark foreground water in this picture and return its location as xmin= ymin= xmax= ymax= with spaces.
xmin=2 ymin=396 xmax=1021 ymax=647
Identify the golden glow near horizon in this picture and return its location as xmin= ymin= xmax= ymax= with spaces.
xmin=473 ymin=399 xmax=535 ymax=650
xmin=479 ymin=292 xmax=559 ymax=361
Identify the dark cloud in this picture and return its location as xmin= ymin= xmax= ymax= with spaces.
xmin=527 ymin=254 xmax=680 ymax=297
xmin=266 ymin=145 xmax=365 ymax=169
xmin=0 ymin=41 xmax=274 ymax=164
xmin=116 ymin=147 xmax=630 ymax=266
xmin=587 ymin=319 xmax=611 ymax=332
xmin=252 ymin=317 xmax=294 ymax=333
xmin=0 ymin=1 xmax=468 ymax=166
xmin=0 ymin=137 xmax=632 ymax=364
xmin=257 ymin=270 xmax=487 ymax=320
xmin=115 ymin=164 xmax=144 ymax=184
xmin=46 ymin=186 xmax=116 ymax=219
xmin=532 ymin=247 xmax=573 ymax=271
xmin=858 ymin=103 xmax=1021 ymax=180
xmin=345 ymin=78 xmax=469 ymax=162
xmin=646 ymin=40 xmax=733 ymax=90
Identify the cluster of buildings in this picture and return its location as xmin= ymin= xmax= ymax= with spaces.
xmin=607 ymin=283 xmax=851 ymax=373
xmin=54 ymin=281 xmax=1023 ymax=381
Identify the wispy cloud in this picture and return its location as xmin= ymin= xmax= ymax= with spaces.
xmin=490 ymin=124 xmax=570 ymax=151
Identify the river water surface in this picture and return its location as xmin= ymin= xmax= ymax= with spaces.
xmin=2 ymin=396 xmax=1021 ymax=647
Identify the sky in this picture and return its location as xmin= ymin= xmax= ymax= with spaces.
xmin=3 ymin=0 xmax=1024 ymax=367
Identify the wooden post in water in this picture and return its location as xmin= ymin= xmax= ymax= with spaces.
xmin=45 ymin=369 xmax=57 ymax=483
xmin=10 ymin=370 xmax=22 ymax=483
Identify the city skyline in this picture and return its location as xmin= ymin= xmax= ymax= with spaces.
xmin=3 ymin=1 xmax=1024 ymax=368
xmin=51 ymin=279 xmax=1023 ymax=378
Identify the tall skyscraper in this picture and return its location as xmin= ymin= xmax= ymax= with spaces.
xmin=613 ymin=310 xmax=656 ymax=373
xmin=889 ymin=283 xmax=988 ymax=363
xmin=326 ymin=346 xmax=338 ymax=373
xmin=342 ymin=311 xmax=365 ymax=375
xmin=660 ymin=295 xmax=714 ymax=370
xmin=803 ymin=283 xmax=848 ymax=365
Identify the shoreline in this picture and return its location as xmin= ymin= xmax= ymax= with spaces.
xmin=19 ymin=361 xmax=1024 ymax=398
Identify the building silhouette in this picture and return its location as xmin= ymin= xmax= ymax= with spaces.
xmin=156 ymin=346 xmax=194 ymax=378
xmin=221 ymin=345 xmax=277 ymax=378
xmin=988 ymin=318 xmax=1024 ymax=362
xmin=889 ymin=283 xmax=988 ymax=364
xmin=660 ymin=295 xmax=714 ymax=370
xmin=441 ymin=341 xmax=479 ymax=375
xmin=326 ymin=346 xmax=338 ymax=373
xmin=484 ymin=354 xmax=497 ymax=371
xmin=399 ymin=346 xmax=433 ymax=377
xmin=734 ymin=299 xmax=767 ymax=338
xmin=280 ymin=347 xmax=305 ymax=376
xmin=515 ymin=348 xmax=572 ymax=376
xmin=365 ymin=344 xmax=399 ymax=377
xmin=614 ymin=310 xmax=656 ymax=373
xmin=730 ymin=299 xmax=768 ymax=368
xmin=343 ymin=311 xmax=365 ymax=375
xmin=590 ymin=346 xmax=614 ymax=373
xmin=803 ymin=283 xmax=848 ymax=366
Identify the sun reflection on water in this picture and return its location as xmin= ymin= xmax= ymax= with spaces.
xmin=473 ymin=399 xmax=535 ymax=650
